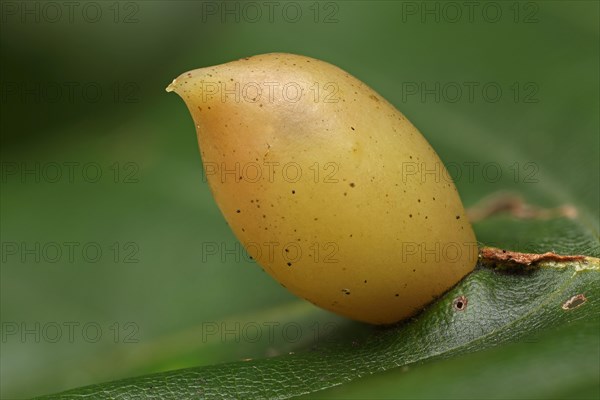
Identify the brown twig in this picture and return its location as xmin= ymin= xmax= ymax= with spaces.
xmin=467 ymin=192 xmax=577 ymax=223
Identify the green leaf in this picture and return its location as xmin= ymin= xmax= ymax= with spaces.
xmin=35 ymin=216 xmax=600 ymax=399
xmin=300 ymin=317 xmax=600 ymax=400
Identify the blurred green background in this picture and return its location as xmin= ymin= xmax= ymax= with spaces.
xmin=1 ymin=1 xmax=598 ymax=399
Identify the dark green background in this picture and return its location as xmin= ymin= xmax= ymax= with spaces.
xmin=1 ymin=1 xmax=598 ymax=399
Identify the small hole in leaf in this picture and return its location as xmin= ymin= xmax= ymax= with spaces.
xmin=453 ymin=295 xmax=468 ymax=311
